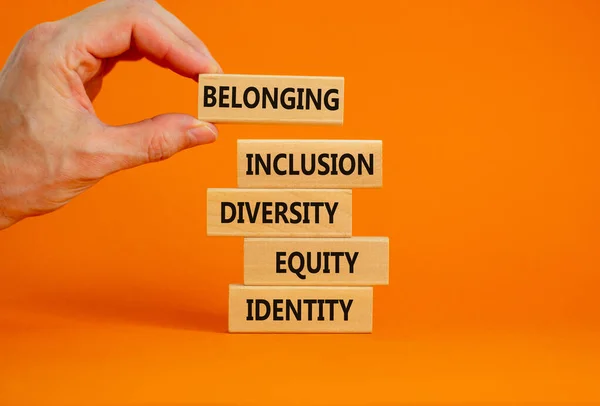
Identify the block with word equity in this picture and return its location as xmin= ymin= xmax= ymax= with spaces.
xmin=197 ymin=74 xmax=344 ymax=124
xmin=237 ymin=139 xmax=383 ymax=189
xmin=244 ymin=237 xmax=389 ymax=286
xmin=206 ymin=188 xmax=352 ymax=237
xmin=229 ymin=284 xmax=372 ymax=333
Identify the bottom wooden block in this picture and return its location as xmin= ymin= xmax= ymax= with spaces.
xmin=228 ymin=284 xmax=373 ymax=333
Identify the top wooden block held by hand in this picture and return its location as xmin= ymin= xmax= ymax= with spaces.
xmin=197 ymin=74 xmax=344 ymax=125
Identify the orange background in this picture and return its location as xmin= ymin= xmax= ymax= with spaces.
xmin=1 ymin=0 xmax=600 ymax=405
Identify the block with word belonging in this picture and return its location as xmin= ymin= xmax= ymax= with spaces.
xmin=228 ymin=284 xmax=372 ymax=333
xmin=237 ymin=139 xmax=382 ymax=189
xmin=244 ymin=237 xmax=389 ymax=286
xmin=206 ymin=188 xmax=352 ymax=237
xmin=197 ymin=74 xmax=344 ymax=124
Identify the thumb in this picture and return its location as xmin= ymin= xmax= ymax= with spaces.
xmin=102 ymin=113 xmax=218 ymax=172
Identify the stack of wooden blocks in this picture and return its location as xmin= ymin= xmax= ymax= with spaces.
xmin=200 ymin=74 xmax=389 ymax=333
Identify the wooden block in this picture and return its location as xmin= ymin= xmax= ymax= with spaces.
xmin=244 ymin=237 xmax=389 ymax=286
xmin=197 ymin=74 xmax=344 ymax=124
xmin=206 ymin=188 xmax=352 ymax=237
xmin=237 ymin=139 xmax=383 ymax=189
xmin=228 ymin=284 xmax=373 ymax=333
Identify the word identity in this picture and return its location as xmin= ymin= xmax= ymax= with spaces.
xmin=246 ymin=298 xmax=353 ymax=322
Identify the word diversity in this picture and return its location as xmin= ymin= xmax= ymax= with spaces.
xmin=201 ymin=74 xmax=389 ymax=333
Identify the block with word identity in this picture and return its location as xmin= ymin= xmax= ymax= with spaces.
xmin=206 ymin=188 xmax=352 ymax=237
xmin=237 ymin=139 xmax=383 ymax=189
xmin=197 ymin=74 xmax=344 ymax=124
xmin=228 ymin=284 xmax=372 ymax=333
xmin=244 ymin=237 xmax=389 ymax=286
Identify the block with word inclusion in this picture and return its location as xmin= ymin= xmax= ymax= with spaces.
xmin=237 ymin=139 xmax=382 ymax=189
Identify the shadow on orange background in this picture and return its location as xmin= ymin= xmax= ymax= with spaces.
xmin=1 ymin=0 xmax=599 ymax=405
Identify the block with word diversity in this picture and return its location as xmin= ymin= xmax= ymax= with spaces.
xmin=228 ymin=284 xmax=372 ymax=333
xmin=197 ymin=74 xmax=344 ymax=124
xmin=244 ymin=237 xmax=389 ymax=286
xmin=237 ymin=139 xmax=383 ymax=189
xmin=206 ymin=188 xmax=352 ymax=237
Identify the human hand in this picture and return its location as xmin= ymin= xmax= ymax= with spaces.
xmin=0 ymin=0 xmax=221 ymax=230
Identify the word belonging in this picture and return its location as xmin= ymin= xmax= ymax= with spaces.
xmin=202 ymin=86 xmax=340 ymax=111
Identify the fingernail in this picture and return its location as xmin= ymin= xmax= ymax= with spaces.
xmin=190 ymin=44 xmax=222 ymax=74
xmin=188 ymin=122 xmax=218 ymax=144
xmin=210 ymin=59 xmax=223 ymax=74
xmin=196 ymin=48 xmax=222 ymax=73
xmin=200 ymin=51 xmax=222 ymax=73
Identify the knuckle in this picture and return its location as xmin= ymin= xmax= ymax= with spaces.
xmin=23 ymin=21 xmax=58 ymax=45
xmin=120 ymin=0 xmax=155 ymax=25
xmin=20 ymin=21 xmax=59 ymax=64
xmin=63 ymin=125 xmax=115 ymax=180
xmin=122 ymin=0 xmax=155 ymax=11
xmin=147 ymin=126 xmax=175 ymax=163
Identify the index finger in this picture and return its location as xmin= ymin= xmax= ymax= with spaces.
xmin=149 ymin=1 xmax=223 ymax=73
xmin=150 ymin=1 xmax=218 ymax=59
xmin=63 ymin=0 xmax=221 ymax=79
